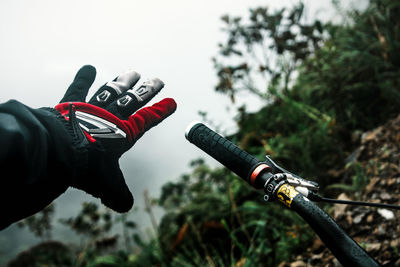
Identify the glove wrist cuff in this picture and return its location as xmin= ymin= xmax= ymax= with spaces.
xmin=44 ymin=107 xmax=90 ymax=178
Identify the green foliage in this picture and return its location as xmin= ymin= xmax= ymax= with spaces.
xmin=215 ymin=0 xmax=400 ymax=189
xmin=328 ymin=162 xmax=369 ymax=192
xmin=58 ymin=203 xmax=139 ymax=266
xmin=214 ymin=3 xmax=325 ymax=101
xmin=156 ymin=160 xmax=313 ymax=266
xmin=7 ymin=241 xmax=73 ymax=267
xmin=59 ymin=202 xmax=113 ymax=239
xmin=294 ymin=0 xmax=400 ymax=132
xmin=17 ymin=203 xmax=54 ymax=240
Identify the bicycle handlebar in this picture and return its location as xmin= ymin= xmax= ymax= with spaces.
xmin=291 ymin=194 xmax=380 ymax=266
xmin=185 ymin=122 xmax=265 ymax=186
xmin=185 ymin=122 xmax=380 ymax=267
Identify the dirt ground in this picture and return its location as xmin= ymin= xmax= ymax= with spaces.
xmin=280 ymin=114 xmax=400 ymax=267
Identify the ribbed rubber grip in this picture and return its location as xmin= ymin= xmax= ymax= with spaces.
xmin=292 ymin=195 xmax=380 ymax=266
xmin=185 ymin=122 xmax=261 ymax=182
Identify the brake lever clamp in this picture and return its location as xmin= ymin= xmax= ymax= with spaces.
xmin=262 ymin=156 xmax=319 ymax=202
xmin=263 ymin=173 xmax=288 ymax=202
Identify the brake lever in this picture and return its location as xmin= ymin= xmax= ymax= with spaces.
xmin=263 ymin=156 xmax=319 ymax=201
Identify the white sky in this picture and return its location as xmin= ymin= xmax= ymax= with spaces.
xmin=0 ymin=0 xmax=354 ymax=262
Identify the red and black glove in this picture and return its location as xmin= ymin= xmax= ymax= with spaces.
xmin=55 ymin=65 xmax=176 ymax=212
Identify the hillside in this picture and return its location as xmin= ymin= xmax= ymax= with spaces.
xmin=282 ymin=114 xmax=400 ymax=266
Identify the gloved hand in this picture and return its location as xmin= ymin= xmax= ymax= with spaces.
xmin=54 ymin=65 xmax=177 ymax=212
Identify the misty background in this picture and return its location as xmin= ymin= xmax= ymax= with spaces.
xmin=0 ymin=0 xmax=353 ymax=263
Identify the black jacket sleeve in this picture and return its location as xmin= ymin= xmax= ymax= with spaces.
xmin=0 ymin=100 xmax=86 ymax=229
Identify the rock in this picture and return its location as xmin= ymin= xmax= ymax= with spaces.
xmin=310 ymin=253 xmax=323 ymax=265
xmin=366 ymin=214 xmax=374 ymax=223
xmin=389 ymin=163 xmax=400 ymax=173
xmin=333 ymin=193 xmax=351 ymax=220
xmin=372 ymin=225 xmax=386 ymax=236
xmin=379 ymin=192 xmax=391 ymax=200
xmin=388 ymin=178 xmax=397 ymax=186
xmin=332 ymin=258 xmax=342 ymax=267
xmin=311 ymin=253 xmax=322 ymax=260
xmin=311 ymin=238 xmax=325 ymax=253
xmin=366 ymin=243 xmax=381 ymax=252
xmin=390 ymin=239 xmax=400 ymax=248
xmin=290 ymin=260 xmax=307 ymax=267
xmin=396 ymin=133 xmax=400 ymax=143
xmin=352 ymin=130 xmax=363 ymax=143
xmin=377 ymin=209 xmax=394 ymax=220
xmin=353 ymin=213 xmax=365 ymax=224
xmin=365 ymin=177 xmax=379 ymax=194
xmin=361 ymin=128 xmax=381 ymax=143
xmin=371 ymin=193 xmax=379 ymax=199
xmin=345 ymin=213 xmax=353 ymax=226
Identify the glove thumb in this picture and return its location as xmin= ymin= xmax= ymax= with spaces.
xmin=97 ymin=158 xmax=134 ymax=212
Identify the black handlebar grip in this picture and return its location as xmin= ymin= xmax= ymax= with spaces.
xmin=292 ymin=195 xmax=380 ymax=266
xmin=185 ymin=122 xmax=261 ymax=183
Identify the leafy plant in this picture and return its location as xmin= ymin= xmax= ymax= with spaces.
xmin=17 ymin=203 xmax=55 ymax=240
xmin=156 ymin=159 xmax=313 ymax=266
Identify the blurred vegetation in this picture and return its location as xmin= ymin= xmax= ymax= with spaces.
xmin=17 ymin=203 xmax=55 ymax=241
xmin=7 ymin=0 xmax=400 ymax=266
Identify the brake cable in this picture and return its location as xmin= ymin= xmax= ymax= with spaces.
xmin=262 ymin=156 xmax=400 ymax=210
xmin=309 ymin=193 xmax=400 ymax=210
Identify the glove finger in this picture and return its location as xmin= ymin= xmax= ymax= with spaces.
xmin=88 ymin=70 xmax=141 ymax=108
xmin=127 ymin=98 xmax=177 ymax=141
xmin=60 ymin=65 xmax=96 ymax=103
xmin=106 ymin=78 xmax=164 ymax=120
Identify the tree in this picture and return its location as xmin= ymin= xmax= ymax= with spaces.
xmin=17 ymin=203 xmax=55 ymax=241
xmin=214 ymin=0 xmax=400 ymax=184
xmin=213 ymin=3 xmax=324 ymax=101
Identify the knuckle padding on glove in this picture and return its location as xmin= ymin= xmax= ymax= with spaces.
xmin=55 ymin=98 xmax=176 ymax=144
xmin=105 ymin=92 xmax=142 ymax=120
xmin=55 ymin=102 xmax=133 ymax=142
xmin=88 ymin=85 xmax=120 ymax=108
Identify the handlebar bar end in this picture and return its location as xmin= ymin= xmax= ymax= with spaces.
xmin=185 ymin=121 xmax=203 ymax=141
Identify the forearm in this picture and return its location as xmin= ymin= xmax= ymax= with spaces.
xmin=0 ymin=100 xmax=84 ymax=229
xmin=0 ymin=65 xmax=176 ymax=229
